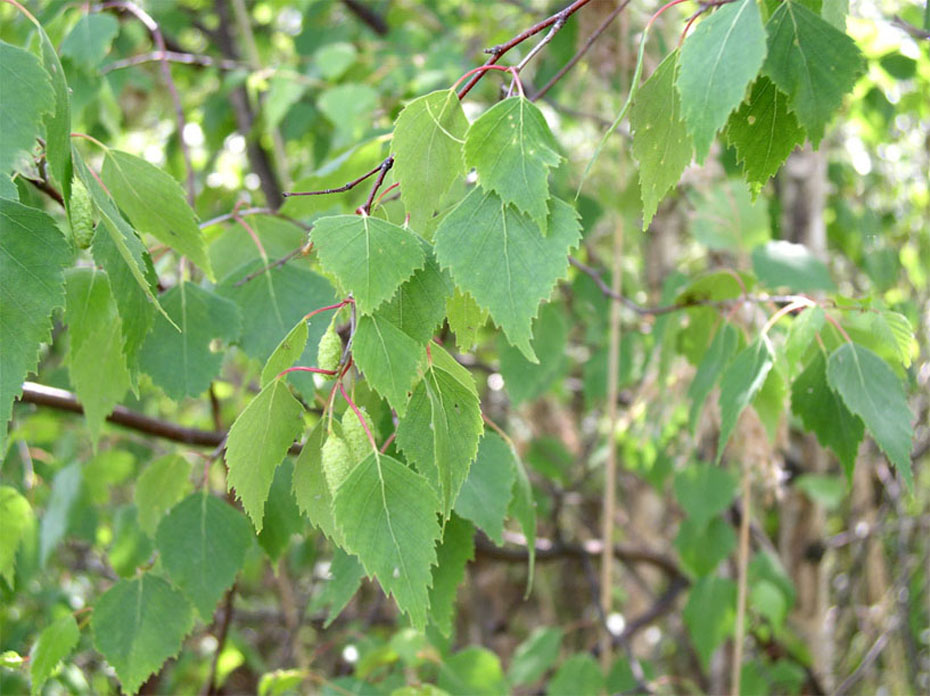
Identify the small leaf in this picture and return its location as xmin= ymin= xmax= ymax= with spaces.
xmin=434 ymin=189 xmax=580 ymax=362
xmin=454 ymin=433 xmax=517 ymax=545
xmin=0 ymin=486 xmax=33 ymax=585
xmin=156 ymin=491 xmax=253 ymax=618
xmin=293 ymin=423 xmax=340 ymax=542
xmin=674 ymin=463 xmax=738 ymax=530
xmin=683 ymin=576 xmax=736 ymax=668
xmin=446 ymin=288 xmax=488 ymax=352
xmin=438 ymin=647 xmax=507 ymax=696
xmin=102 ymin=150 xmax=213 ymax=278
xmin=134 ymin=455 xmax=192 ymax=536
xmin=676 ymin=0 xmax=768 ymax=162
xmin=717 ymin=337 xmax=774 ymax=461
xmin=36 ymin=23 xmax=73 ymax=203
xmin=226 ymin=380 xmax=305 ymax=531
xmin=257 ymin=461 xmax=303 ymax=561
xmin=794 ymin=473 xmax=846 ymax=509
xmin=91 ymin=574 xmax=195 ymax=695
xmin=762 ymin=1 xmax=866 ymax=145
xmin=331 ymin=451 xmax=442 ymax=629
xmin=376 ymin=245 xmax=453 ymax=343
xmin=429 ymin=514 xmax=475 ymax=636
xmin=30 ymin=614 xmax=80 ymax=696
xmin=464 ymin=97 xmax=562 ymax=231
xmin=0 ymin=41 xmax=54 ymax=174
xmin=631 ymin=50 xmax=693 ymax=229
xmin=690 ymin=179 xmax=770 ymax=253
xmin=784 ymin=306 xmax=825 ymax=367
xmin=675 ymin=517 xmax=736 ymax=577
xmin=314 ymin=547 xmax=366 ymax=628
xmin=509 ymin=450 xmax=537 ymax=595
xmin=826 ymin=343 xmax=914 ymax=489
xmin=393 ymin=89 xmax=469 ymax=230
xmin=352 ymin=313 xmax=426 ymax=416
xmin=688 ymin=323 xmax=740 ymax=433
xmin=262 ymin=318 xmax=309 ymax=387
xmin=548 ymin=654 xmax=604 ymax=696
xmin=60 ymin=13 xmax=119 ymax=68
xmin=508 ymin=626 xmax=563 ymax=686
xmin=311 ymin=214 xmax=426 ymax=314
xmin=497 ymin=302 xmax=568 ymax=405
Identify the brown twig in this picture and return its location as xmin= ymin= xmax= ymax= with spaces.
xmin=360 ymin=157 xmax=394 ymax=215
xmin=341 ymin=0 xmax=388 ymax=35
xmin=282 ymin=162 xmax=383 ymax=198
xmin=103 ymin=50 xmax=245 ymax=74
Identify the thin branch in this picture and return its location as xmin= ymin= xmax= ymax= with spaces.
xmin=199 ymin=207 xmax=312 ymax=232
xmin=341 ymin=0 xmax=388 ymax=35
xmin=24 ymin=176 xmax=64 ymax=207
xmin=282 ymin=162 xmax=383 ymax=198
xmin=234 ymin=244 xmax=309 ymax=286
xmin=891 ymin=15 xmax=930 ymax=41
xmin=731 ymin=462 xmax=751 ymax=695
xmin=361 ymin=156 xmax=394 ymax=215
xmin=103 ymin=50 xmax=245 ymax=74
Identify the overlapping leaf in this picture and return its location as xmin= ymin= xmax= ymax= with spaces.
xmin=717 ymin=337 xmax=774 ymax=461
xmin=0 ymin=486 xmax=33 ymax=585
xmin=429 ymin=514 xmax=475 ymax=636
xmin=454 ymin=432 xmax=517 ymax=545
xmin=0 ymin=41 xmax=54 ymax=175
xmin=352 ymin=313 xmax=426 ymax=415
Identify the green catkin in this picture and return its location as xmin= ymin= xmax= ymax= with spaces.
xmin=321 ymin=434 xmax=352 ymax=490
xmin=341 ymin=407 xmax=376 ymax=462
xmin=316 ymin=320 xmax=342 ymax=373
xmin=69 ymin=179 xmax=96 ymax=250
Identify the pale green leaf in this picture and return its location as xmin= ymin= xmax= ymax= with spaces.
xmin=752 ymin=365 xmax=787 ymax=442
xmin=262 ymin=318 xmax=309 ymax=387
xmin=785 ymin=305 xmax=825 ymax=367
xmin=393 ymin=89 xmax=469 ymax=230
xmin=37 ymin=23 xmax=72 ymax=202
xmin=508 ymin=626 xmax=563 ymax=686
xmin=674 ymin=463 xmax=738 ymax=530
xmin=0 ymin=41 xmax=54 ymax=174
xmin=726 ymin=77 xmax=806 ymax=191
xmin=631 ymin=50 xmax=693 ymax=229
xmin=675 ymin=517 xmax=736 ymax=577
xmin=138 ymin=281 xmax=241 ymax=400
xmin=134 ymin=455 xmax=192 ymax=536
xmin=676 ymin=0 xmax=767 ymax=162
xmin=91 ymin=574 xmax=195 ymax=695
xmin=690 ymin=179 xmax=770 ymax=253
xmin=795 ymin=473 xmax=846 ymax=509
xmin=548 ymin=654 xmax=603 ymax=696
xmin=0 ymin=199 xmax=70 ymax=451
xmin=156 ymin=491 xmax=253 ymax=618
xmin=65 ymin=268 xmax=131 ymax=446
xmin=717 ymin=337 xmax=774 ymax=461
xmin=101 ymin=150 xmax=213 ymax=278
xmin=293 ymin=423 xmax=340 ymax=541
xmin=762 ymin=1 xmax=865 ymax=145
xmin=311 ymin=214 xmax=426 ymax=314
xmin=332 ymin=451 xmax=442 ymax=629
xmin=688 ymin=324 xmax=740 ymax=434
xmin=752 ymin=240 xmax=835 ymax=291
xmin=0 ymin=486 xmax=33 ymax=585
xmin=826 ymin=343 xmax=914 ymax=489
xmin=60 ymin=13 xmax=119 ymax=68
xmin=683 ymin=576 xmax=736 ymax=668
xmin=376 ymin=245 xmax=453 ymax=343
xmin=438 ymin=647 xmax=507 ymax=696
xmin=263 ymin=73 xmax=307 ymax=130
xmin=226 ymin=380 xmax=305 ymax=531
xmin=429 ymin=514 xmax=475 ymax=636
xmin=464 ymin=97 xmax=562 ymax=230
xmin=317 ymin=83 xmax=379 ymax=143
xmin=30 ymin=614 xmax=80 ymax=696
xmin=314 ymin=547 xmax=365 ymax=628
xmin=353 ymin=313 xmax=426 ymax=416
xmin=446 ymin=289 xmax=488 ymax=353
xmin=434 ymin=189 xmax=580 ymax=362
xmin=39 ymin=463 xmax=89 ymax=564
xmin=454 ymin=433 xmax=517 ymax=546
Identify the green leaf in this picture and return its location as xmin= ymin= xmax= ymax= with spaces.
xmin=508 ymin=626 xmax=563 ymax=686
xmin=548 ymin=654 xmax=604 ymax=696
xmin=0 ymin=486 xmax=33 ymax=585
xmin=91 ymin=574 xmax=195 ymax=695
xmin=498 ymin=302 xmax=568 ymax=405
xmin=30 ymin=614 xmax=80 ymax=696
xmin=509 ymin=450 xmax=537 ymax=595
xmin=676 ymin=0 xmax=767 ymax=162
xmin=445 ymin=289 xmax=488 ymax=353
xmin=226 ymin=380 xmax=305 ymax=531
xmin=791 ymin=351 xmax=865 ymax=481
xmin=631 ymin=50 xmax=693 ymax=229
xmin=36 ymin=23 xmax=72 ymax=202
xmin=395 ymin=354 xmax=483 ymax=517
xmin=0 ymin=199 xmax=70 ymax=450
xmin=438 ymin=647 xmax=507 ymax=696
xmin=65 ymin=268 xmax=131 ymax=446
xmin=311 ymin=214 xmax=426 ymax=314
xmin=762 ymin=1 xmax=865 ymax=145
xmin=263 ymin=73 xmax=307 ymax=130
xmin=393 ymin=89 xmax=469 ymax=230
xmin=683 ymin=576 xmax=736 ymax=668
xmin=262 ymin=318 xmax=309 ymax=387
xmin=454 ymin=433 xmax=517 ymax=546
xmin=60 ymin=13 xmax=119 ymax=69
xmin=464 ymin=97 xmax=562 ymax=231
xmin=752 ymin=240 xmax=835 ymax=291
xmin=826 ymin=343 xmax=914 ymax=489
xmin=843 ymin=309 xmax=916 ymax=369
xmin=39 ymin=463 xmax=92 ymax=565
xmin=101 ymin=150 xmax=213 ymax=279
xmin=675 ymin=517 xmax=736 ymax=577
xmin=688 ymin=324 xmax=740 ymax=434
xmin=434 ymin=189 xmax=580 ymax=362
xmin=257 ymin=460 xmax=303 ymax=561
xmin=794 ymin=473 xmax=846 ymax=509
xmin=218 ymin=263 xmax=336 ymax=363
xmin=352 ymin=313 xmax=426 ymax=416
xmin=690 ymin=179 xmax=770 ymax=253
xmin=156 ymin=491 xmax=252 ymax=618
xmin=138 ymin=282 xmax=241 ymax=400
xmin=314 ymin=547 xmax=366 ymax=628
xmin=293 ymin=423 xmax=340 ymax=541
xmin=0 ymin=41 xmax=54 ymax=174
xmin=785 ymin=306 xmax=825 ymax=367
xmin=331 ymin=451 xmax=442 ymax=629
xmin=429 ymin=514 xmax=475 ymax=636
xmin=134 ymin=455 xmax=193 ymax=536
xmin=376 ymin=246 xmax=453 ymax=343
xmin=726 ymin=77 xmax=806 ymax=191
xmin=717 ymin=338 xmax=774 ymax=461
xmin=753 ymin=365 xmax=787 ymax=442
xmin=108 ymin=505 xmax=153 ymax=578
xmin=674 ymin=463 xmax=738 ymax=530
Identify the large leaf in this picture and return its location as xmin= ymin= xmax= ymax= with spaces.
xmin=434 ymin=189 xmax=580 ymax=362
xmin=0 ymin=198 xmax=70 ymax=450
xmin=428 ymin=514 xmax=475 ymax=636
xmin=311 ymin=214 xmax=426 ymax=314
xmin=395 ymin=351 xmax=483 ymax=517
xmin=225 ymin=379 xmax=305 ymax=531
xmin=30 ymin=614 xmax=80 ymax=696
xmin=676 ymin=0 xmax=767 ymax=162
xmin=393 ymin=89 xmax=469 ymax=230
xmin=454 ymin=432 xmax=517 ymax=545
xmin=156 ymin=492 xmax=253 ymax=618
xmin=464 ymin=97 xmax=562 ymax=230
xmin=762 ymin=1 xmax=865 ymax=145
xmin=352 ymin=313 xmax=426 ymax=416
xmin=0 ymin=41 xmax=54 ymax=174
xmin=717 ymin=337 xmax=774 ymax=461
xmin=64 ymin=268 xmax=131 ymax=446
xmin=91 ymin=574 xmax=195 ymax=695
xmin=331 ymin=451 xmax=442 ymax=629
xmin=138 ymin=282 xmax=241 ymax=400
xmin=631 ymin=50 xmax=693 ymax=229
xmin=826 ymin=343 xmax=914 ymax=489
xmin=101 ymin=150 xmax=212 ymax=277
xmin=726 ymin=77 xmax=806 ymax=191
